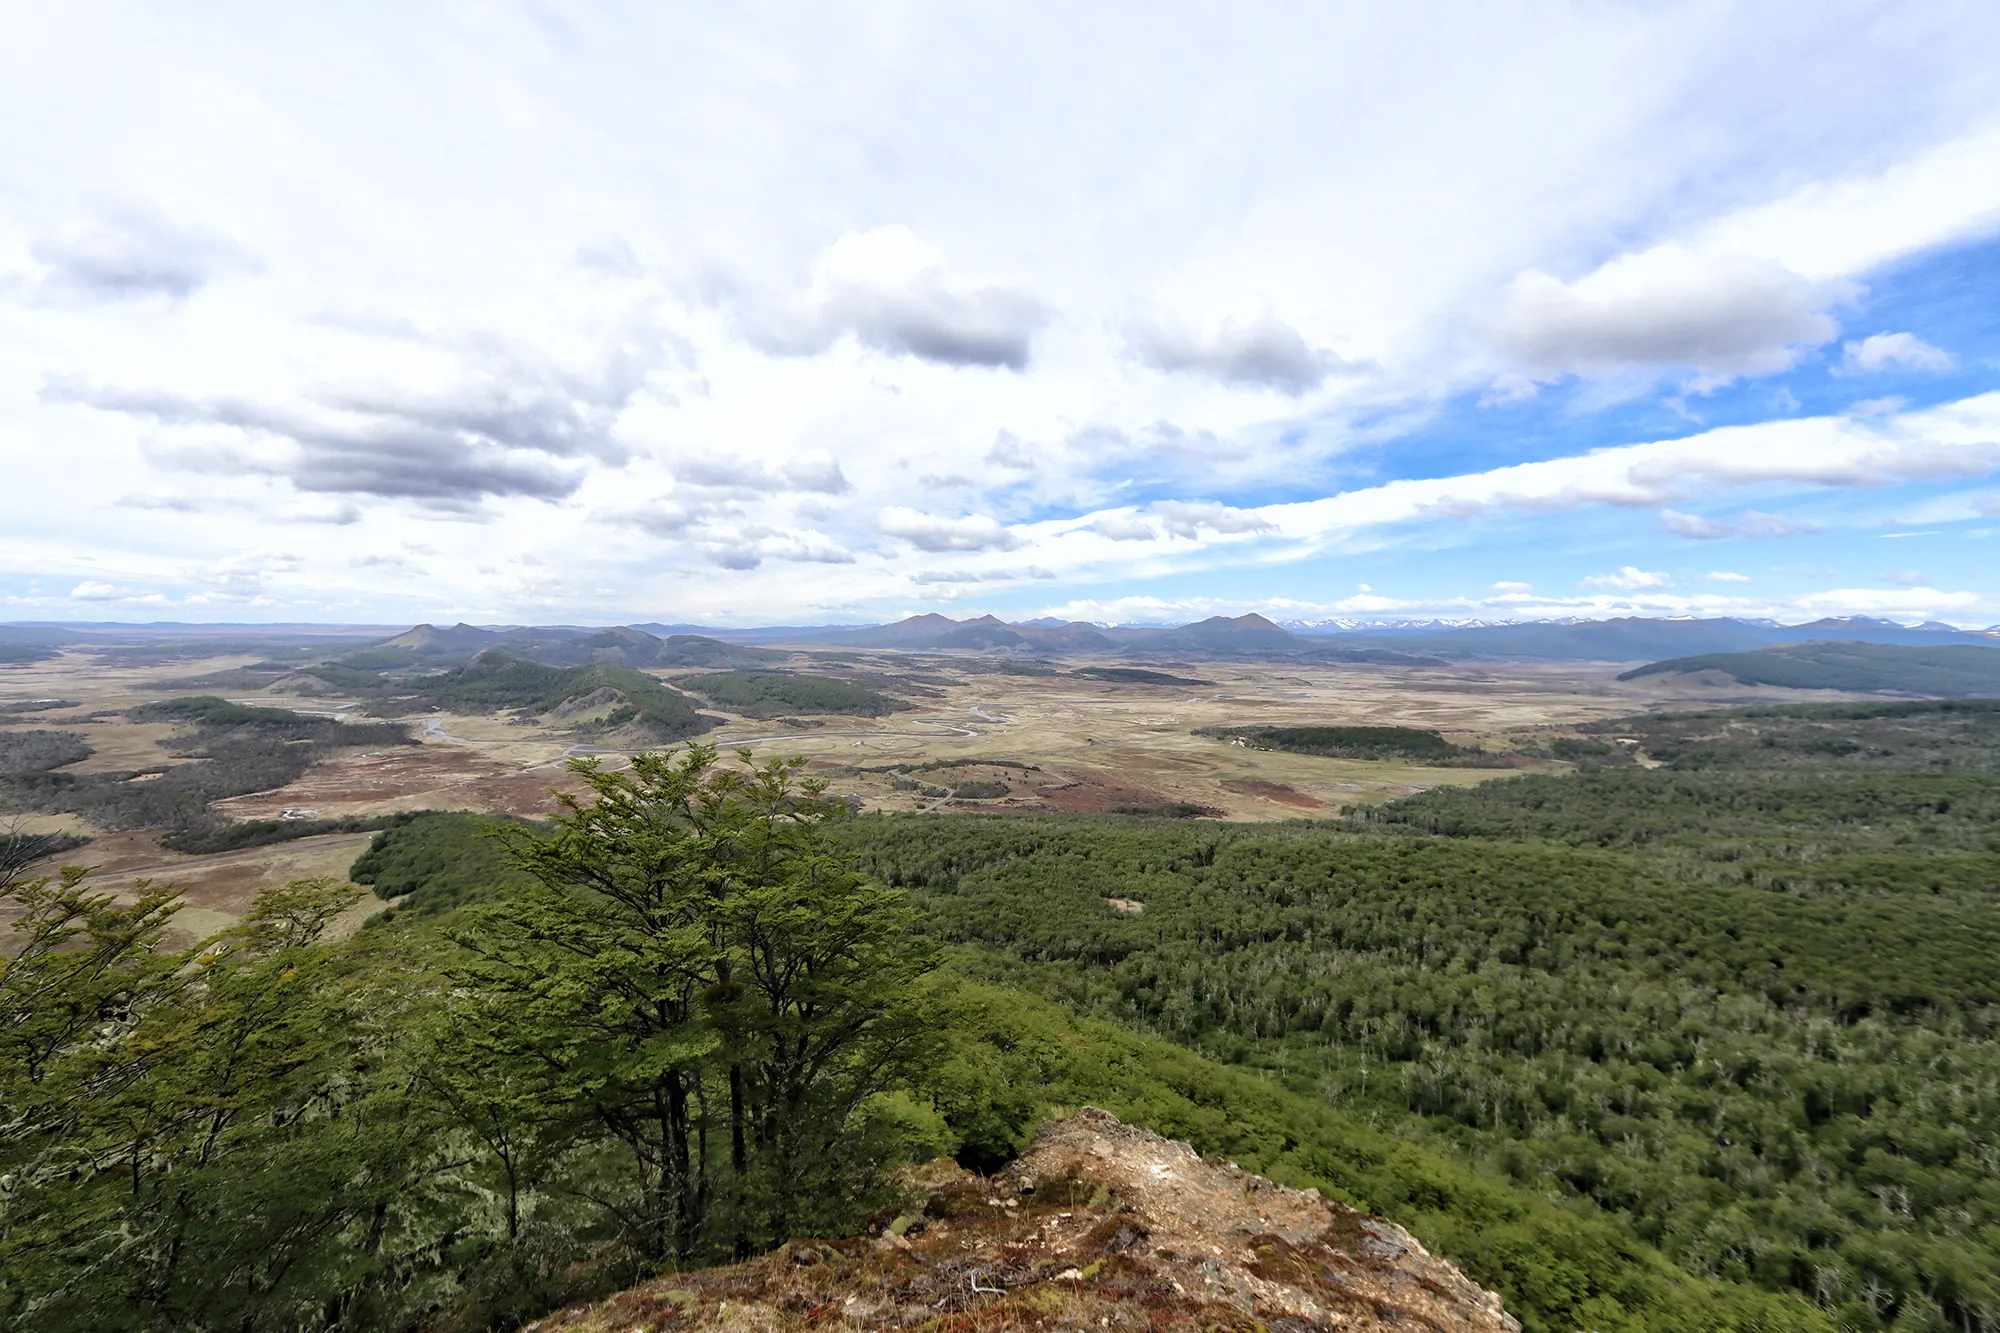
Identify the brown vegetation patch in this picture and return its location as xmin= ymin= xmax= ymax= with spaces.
xmin=1219 ymin=779 xmax=1321 ymax=809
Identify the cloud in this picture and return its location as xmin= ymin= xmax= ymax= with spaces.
xmin=671 ymin=453 xmax=850 ymax=494
xmin=1836 ymin=331 xmax=1953 ymax=375
xmin=1848 ymin=396 xmax=1909 ymax=417
xmin=754 ymin=530 xmax=856 ymax=564
xmin=727 ymin=226 xmax=1046 ymax=370
xmin=597 ymin=496 xmax=728 ymax=537
xmin=1491 ymin=581 xmax=1533 ymax=593
xmin=1153 ymin=501 xmax=1276 ymax=540
xmin=351 ymin=553 xmax=426 ymax=574
xmin=1583 ymin=566 xmax=1674 ymax=589
xmin=1121 ymin=310 xmax=1352 ymax=394
xmin=919 ymin=473 xmax=976 ymax=489
xmin=573 ymin=236 xmax=644 ymax=277
xmin=876 ymin=507 xmax=1024 ymax=552
xmin=1489 ymin=245 xmax=1841 ymax=380
xmin=985 ymin=430 xmax=1036 ymax=469
xmin=45 ymin=336 xmax=656 ymax=508
xmin=1092 ymin=513 xmax=1159 ymax=542
xmin=1704 ymin=571 xmax=1753 ymax=583
xmin=28 ymin=203 xmax=256 ymax=303
xmin=1399 ymin=401 xmax=2000 ymax=525
xmin=702 ymin=543 xmax=763 ymax=570
xmin=697 ymin=527 xmax=858 ymax=570
xmin=70 ymin=580 xmax=135 ymax=600
xmin=1882 ymin=569 xmax=1930 ymax=586
xmin=1659 ymin=508 xmax=1817 ymax=539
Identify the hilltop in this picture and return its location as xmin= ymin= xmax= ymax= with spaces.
xmin=530 ymin=1108 xmax=1518 ymax=1333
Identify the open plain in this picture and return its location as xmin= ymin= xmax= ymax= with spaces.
xmin=0 ymin=636 xmax=1891 ymax=937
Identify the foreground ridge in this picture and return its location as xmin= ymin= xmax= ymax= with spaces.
xmin=530 ymin=1107 xmax=1519 ymax=1332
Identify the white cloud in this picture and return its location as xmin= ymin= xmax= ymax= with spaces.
xmin=1882 ymin=568 xmax=1930 ymax=586
xmin=1582 ymin=566 xmax=1674 ymax=589
xmin=672 ymin=454 xmax=850 ymax=495
xmin=28 ymin=203 xmax=257 ymax=303
xmin=1704 ymin=570 xmax=1752 ymax=583
xmin=1659 ymin=508 xmax=1816 ymax=539
xmin=1491 ymin=580 xmax=1533 ymax=593
xmin=8 ymin=8 xmax=2000 ymax=625
xmin=722 ymin=226 xmax=1046 ymax=370
xmin=1848 ymin=396 xmax=1909 ymax=416
xmin=1836 ymin=332 xmax=1954 ymax=375
xmin=70 ymin=580 xmax=134 ymax=600
xmin=1489 ymin=245 xmax=1842 ymax=382
xmin=1092 ymin=513 xmax=1159 ymax=542
xmin=1121 ymin=310 xmax=1353 ymax=394
xmin=1153 ymin=501 xmax=1275 ymax=540
xmin=876 ymin=508 xmax=1023 ymax=553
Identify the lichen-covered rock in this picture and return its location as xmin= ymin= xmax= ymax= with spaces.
xmin=527 ymin=1107 xmax=1519 ymax=1332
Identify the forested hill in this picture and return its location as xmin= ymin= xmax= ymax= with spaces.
xmin=841 ymin=697 xmax=2000 ymax=1332
xmin=1620 ymin=640 xmax=2000 ymax=695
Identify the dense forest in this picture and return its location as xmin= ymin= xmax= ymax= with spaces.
xmin=673 ymin=670 xmax=911 ymax=718
xmin=5 ymin=698 xmax=1994 ymax=1331
xmin=1195 ymin=722 xmax=1498 ymax=763
xmin=841 ymin=699 xmax=2000 ymax=1332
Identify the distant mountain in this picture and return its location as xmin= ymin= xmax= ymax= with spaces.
xmin=1333 ymin=616 xmax=2000 ymax=661
xmin=375 ymin=622 xmax=502 ymax=655
xmin=1106 ymin=612 xmax=1301 ymax=655
xmin=1621 ymin=641 xmax=2000 ymax=696
xmin=787 ymin=613 xmax=1116 ymax=653
xmin=359 ymin=624 xmax=781 ymax=669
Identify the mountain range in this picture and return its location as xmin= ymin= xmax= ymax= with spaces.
xmin=8 ymin=613 xmax=2000 ymax=667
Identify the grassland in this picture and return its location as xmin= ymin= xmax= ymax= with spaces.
xmin=0 ymin=636 xmax=1920 ymax=939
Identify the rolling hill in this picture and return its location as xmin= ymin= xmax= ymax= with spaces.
xmin=1619 ymin=641 xmax=2000 ymax=695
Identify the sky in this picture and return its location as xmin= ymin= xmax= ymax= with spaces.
xmin=4 ymin=3 xmax=2000 ymax=629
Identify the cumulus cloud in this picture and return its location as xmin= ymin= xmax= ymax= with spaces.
xmin=27 ymin=203 xmax=256 ymax=303
xmin=876 ymin=507 xmax=1023 ymax=552
xmin=70 ymin=580 xmax=136 ymax=600
xmin=1153 ymin=501 xmax=1276 ymax=540
xmin=1659 ymin=508 xmax=1817 ymax=539
xmin=756 ymin=530 xmax=857 ymax=564
xmin=1491 ymin=581 xmax=1534 ymax=593
xmin=1836 ymin=332 xmax=1954 ymax=375
xmin=45 ymin=336 xmax=656 ymax=508
xmin=690 ymin=526 xmax=858 ymax=571
xmin=1092 ymin=513 xmax=1159 ymax=541
xmin=726 ymin=226 xmax=1046 ymax=370
xmin=1704 ymin=571 xmax=1753 ymax=583
xmin=1121 ymin=310 xmax=1353 ymax=394
xmin=1583 ymin=566 xmax=1674 ymax=589
xmin=672 ymin=453 xmax=850 ymax=494
xmin=1490 ymin=245 xmax=1841 ymax=380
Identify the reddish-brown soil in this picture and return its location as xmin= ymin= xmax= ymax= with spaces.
xmin=1219 ymin=779 xmax=1321 ymax=809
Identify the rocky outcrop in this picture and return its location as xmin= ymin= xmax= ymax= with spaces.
xmin=527 ymin=1107 xmax=1519 ymax=1332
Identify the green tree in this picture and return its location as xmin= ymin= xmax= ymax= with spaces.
xmin=451 ymin=743 xmax=938 ymax=1265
